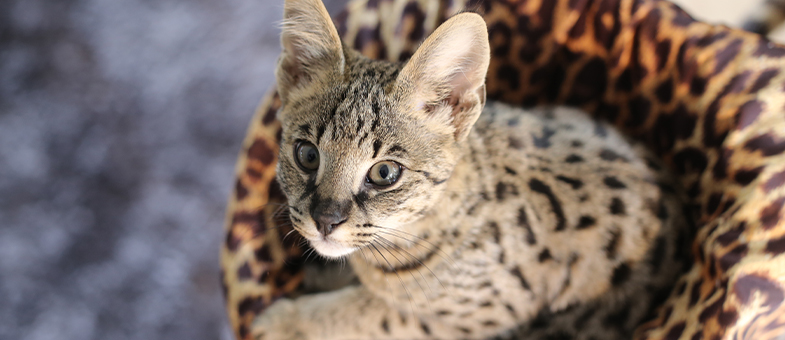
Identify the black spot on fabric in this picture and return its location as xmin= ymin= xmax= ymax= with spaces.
xmin=714 ymin=39 xmax=743 ymax=75
xmin=528 ymin=178 xmax=567 ymax=231
xmin=497 ymin=64 xmax=521 ymax=90
xmin=626 ymin=96 xmax=651 ymax=128
xmin=745 ymin=133 xmax=785 ymax=157
xmin=235 ymin=179 xmax=248 ymax=201
xmin=237 ymin=262 xmax=252 ymax=280
xmin=766 ymin=235 xmax=785 ymax=255
xmin=504 ymin=166 xmax=518 ymax=175
xmin=655 ymin=78 xmax=674 ymax=103
xmin=712 ymin=148 xmax=733 ymax=180
xmin=750 ymin=68 xmax=779 ymax=92
xmin=401 ymin=2 xmax=425 ymax=41
xmin=254 ymin=245 xmax=273 ymax=262
xmin=649 ymin=237 xmax=667 ymax=273
xmin=565 ymin=154 xmax=584 ymax=163
xmin=488 ymin=22 xmax=513 ymax=56
xmin=765 ymin=170 xmax=785 ymax=193
xmin=734 ymin=166 xmax=764 ymax=185
xmin=716 ymin=222 xmax=745 ymax=246
xmin=531 ymin=62 xmax=567 ymax=103
xmin=664 ymin=322 xmax=686 ymax=340
xmin=733 ymin=274 xmax=784 ymax=308
xmin=760 ymin=197 xmax=785 ymax=230
xmin=696 ymin=31 xmax=728 ymax=47
xmin=719 ymin=244 xmax=748 ymax=272
xmin=247 ymin=139 xmax=275 ymax=166
xmin=689 ymin=278 xmax=703 ymax=306
xmin=225 ymin=232 xmax=241 ymax=252
xmin=690 ymin=76 xmax=707 ymax=95
xmin=655 ymin=39 xmax=672 ymax=72
xmin=566 ymin=58 xmax=607 ymax=105
xmin=381 ymin=318 xmax=390 ymax=333
xmin=672 ymin=104 xmax=698 ymax=140
xmin=736 ymin=100 xmax=764 ymax=130
xmin=615 ymin=68 xmax=634 ymax=92
xmin=237 ymin=296 xmax=265 ymax=316
xmin=672 ymin=147 xmax=708 ymax=175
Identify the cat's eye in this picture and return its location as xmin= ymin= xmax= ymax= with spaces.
xmin=295 ymin=141 xmax=320 ymax=171
xmin=367 ymin=161 xmax=401 ymax=187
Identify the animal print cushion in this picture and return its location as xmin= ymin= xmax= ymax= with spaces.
xmin=221 ymin=0 xmax=785 ymax=338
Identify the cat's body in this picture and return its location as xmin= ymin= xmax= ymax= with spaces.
xmin=261 ymin=0 xmax=690 ymax=339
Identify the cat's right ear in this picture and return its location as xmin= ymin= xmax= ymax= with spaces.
xmin=276 ymin=0 xmax=344 ymax=104
xmin=396 ymin=13 xmax=490 ymax=142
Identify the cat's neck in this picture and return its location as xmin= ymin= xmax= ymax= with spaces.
xmin=392 ymin=129 xmax=494 ymax=247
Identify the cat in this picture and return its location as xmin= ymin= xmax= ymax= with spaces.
xmin=259 ymin=0 xmax=690 ymax=338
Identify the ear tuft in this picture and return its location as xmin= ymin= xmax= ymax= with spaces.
xmin=397 ymin=13 xmax=490 ymax=141
xmin=276 ymin=0 xmax=344 ymax=103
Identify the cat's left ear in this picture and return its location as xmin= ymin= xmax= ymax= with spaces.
xmin=396 ymin=13 xmax=490 ymax=142
xmin=276 ymin=0 xmax=345 ymax=104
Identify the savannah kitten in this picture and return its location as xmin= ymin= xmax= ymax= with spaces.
xmin=260 ymin=0 xmax=690 ymax=338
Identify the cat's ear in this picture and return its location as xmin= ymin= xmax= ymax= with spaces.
xmin=276 ymin=0 xmax=344 ymax=103
xmin=397 ymin=13 xmax=490 ymax=142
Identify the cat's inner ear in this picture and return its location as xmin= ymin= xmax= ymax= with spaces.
xmin=397 ymin=13 xmax=490 ymax=141
xmin=276 ymin=0 xmax=345 ymax=103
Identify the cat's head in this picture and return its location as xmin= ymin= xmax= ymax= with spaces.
xmin=274 ymin=0 xmax=490 ymax=258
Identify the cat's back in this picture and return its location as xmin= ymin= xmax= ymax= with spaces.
xmin=465 ymin=102 xmax=689 ymax=320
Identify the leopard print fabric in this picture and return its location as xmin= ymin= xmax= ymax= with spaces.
xmin=221 ymin=0 xmax=785 ymax=339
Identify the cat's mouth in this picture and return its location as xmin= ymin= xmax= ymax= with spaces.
xmin=309 ymin=235 xmax=357 ymax=258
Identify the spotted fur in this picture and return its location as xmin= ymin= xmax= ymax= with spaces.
xmin=222 ymin=0 xmax=785 ymax=339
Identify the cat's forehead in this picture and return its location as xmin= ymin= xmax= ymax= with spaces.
xmin=282 ymin=59 xmax=407 ymax=136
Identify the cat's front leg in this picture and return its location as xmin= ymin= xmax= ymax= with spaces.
xmin=254 ymin=285 xmax=444 ymax=340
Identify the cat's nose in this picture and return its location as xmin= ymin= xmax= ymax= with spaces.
xmin=310 ymin=199 xmax=351 ymax=236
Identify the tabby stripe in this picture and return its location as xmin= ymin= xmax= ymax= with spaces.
xmin=528 ymin=178 xmax=567 ymax=231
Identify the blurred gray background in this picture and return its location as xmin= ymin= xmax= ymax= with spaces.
xmin=0 ymin=0 xmax=776 ymax=340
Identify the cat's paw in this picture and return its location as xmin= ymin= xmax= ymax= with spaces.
xmin=254 ymin=299 xmax=306 ymax=340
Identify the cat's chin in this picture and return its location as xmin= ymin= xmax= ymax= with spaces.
xmin=310 ymin=238 xmax=356 ymax=258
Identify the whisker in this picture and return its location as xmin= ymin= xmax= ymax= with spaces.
xmin=365 ymin=243 xmax=398 ymax=306
xmin=370 ymin=241 xmax=416 ymax=314
xmin=374 ymin=229 xmax=457 ymax=269
xmin=376 ymin=237 xmax=433 ymax=311
xmin=376 ymin=236 xmax=447 ymax=294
